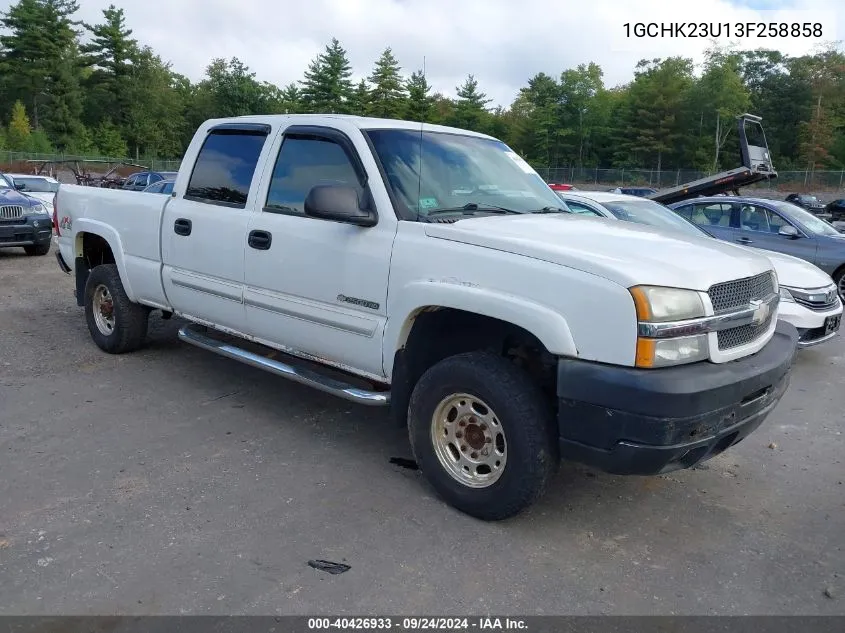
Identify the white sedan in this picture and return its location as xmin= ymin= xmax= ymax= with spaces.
xmin=556 ymin=190 xmax=842 ymax=349
xmin=4 ymin=173 xmax=60 ymax=210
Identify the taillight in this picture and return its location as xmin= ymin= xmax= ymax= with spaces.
xmin=53 ymin=194 xmax=60 ymax=236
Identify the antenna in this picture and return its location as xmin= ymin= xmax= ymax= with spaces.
xmin=417 ymin=55 xmax=425 ymax=221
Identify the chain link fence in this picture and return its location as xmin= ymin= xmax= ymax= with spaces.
xmin=3 ymin=149 xmax=843 ymax=193
xmin=535 ymin=166 xmax=845 ymax=192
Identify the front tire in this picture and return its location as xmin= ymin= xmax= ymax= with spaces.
xmin=84 ymin=264 xmax=149 ymax=353
xmin=24 ymin=243 xmax=50 ymax=256
xmin=834 ymin=266 xmax=845 ymax=303
xmin=408 ymin=351 xmax=558 ymax=521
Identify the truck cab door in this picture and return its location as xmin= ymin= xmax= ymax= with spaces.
xmin=161 ymin=123 xmax=274 ymax=333
xmin=243 ymin=123 xmax=398 ymax=380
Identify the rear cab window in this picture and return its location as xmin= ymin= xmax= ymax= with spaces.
xmin=185 ymin=126 xmax=270 ymax=208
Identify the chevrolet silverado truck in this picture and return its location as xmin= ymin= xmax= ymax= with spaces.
xmin=53 ymin=114 xmax=798 ymax=520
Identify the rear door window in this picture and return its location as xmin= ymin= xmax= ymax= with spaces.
xmin=186 ymin=131 xmax=268 ymax=208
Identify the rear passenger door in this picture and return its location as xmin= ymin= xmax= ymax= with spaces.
xmin=161 ymin=123 xmax=274 ymax=333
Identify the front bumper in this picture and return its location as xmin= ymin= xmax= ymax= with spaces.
xmin=778 ymin=299 xmax=842 ymax=348
xmin=556 ymin=321 xmax=798 ymax=476
xmin=0 ymin=217 xmax=52 ymax=247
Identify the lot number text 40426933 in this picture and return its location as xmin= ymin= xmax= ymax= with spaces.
xmin=623 ymin=22 xmax=823 ymax=38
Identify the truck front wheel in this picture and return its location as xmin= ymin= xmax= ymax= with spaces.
xmin=408 ymin=351 xmax=558 ymax=520
xmin=84 ymin=264 xmax=149 ymax=354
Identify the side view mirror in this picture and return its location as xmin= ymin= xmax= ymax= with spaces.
xmin=304 ymin=185 xmax=376 ymax=227
xmin=778 ymin=225 xmax=799 ymax=238
xmin=14 ymin=183 xmax=25 ymax=191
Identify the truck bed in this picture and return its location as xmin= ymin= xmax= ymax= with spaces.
xmin=55 ymin=185 xmax=171 ymax=309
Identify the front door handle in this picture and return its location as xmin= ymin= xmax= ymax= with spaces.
xmin=737 ymin=236 xmax=753 ymax=244
xmin=174 ymin=218 xmax=192 ymax=236
xmin=248 ymin=229 xmax=272 ymax=250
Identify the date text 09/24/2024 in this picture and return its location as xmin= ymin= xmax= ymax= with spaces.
xmin=623 ymin=22 xmax=823 ymax=38
xmin=307 ymin=618 xmax=528 ymax=631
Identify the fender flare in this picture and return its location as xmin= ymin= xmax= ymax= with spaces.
xmin=384 ymin=280 xmax=577 ymax=378
xmin=73 ymin=219 xmax=137 ymax=303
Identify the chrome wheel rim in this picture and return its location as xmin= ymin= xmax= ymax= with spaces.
xmin=92 ymin=284 xmax=115 ymax=336
xmin=430 ymin=392 xmax=507 ymax=488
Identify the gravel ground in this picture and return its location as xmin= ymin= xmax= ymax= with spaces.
xmin=0 ymin=243 xmax=843 ymax=616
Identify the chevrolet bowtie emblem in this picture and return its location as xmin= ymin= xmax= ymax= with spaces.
xmin=749 ymin=298 xmax=771 ymax=326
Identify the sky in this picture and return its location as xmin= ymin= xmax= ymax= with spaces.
xmin=1 ymin=0 xmax=842 ymax=107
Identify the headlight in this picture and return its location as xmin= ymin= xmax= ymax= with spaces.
xmin=630 ymin=286 xmax=705 ymax=322
xmin=630 ymin=285 xmax=709 ymax=368
xmin=23 ymin=203 xmax=48 ymax=216
xmin=636 ymin=334 xmax=710 ymax=368
xmin=779 ymin=287 xmax=795 ymax=303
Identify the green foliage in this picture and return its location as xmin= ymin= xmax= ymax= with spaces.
xmin=366 ymin=48 xmax=405 ymax=118
xmin=7 ymin=100 xmax=32 ymax=150
xmin=300 ymin=38 xmax=354 ymax=113
xmin=93 ymin=119 xmax=127 ymax=156
xmin=405 ymin=70 xmax=433 ymax=122
xmin=0 ymin=0 xmax=842 ymax=173
xmin=348 ymin=79 xmax=370 ymax=116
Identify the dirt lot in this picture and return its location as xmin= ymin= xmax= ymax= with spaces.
xmin=1 ymin=243 xmax=843 ymax=615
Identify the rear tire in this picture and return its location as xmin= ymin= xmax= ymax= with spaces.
xmin=408 ymin=351 xmax=558 ymax=521
xmin=84 ymin=264 xmax=149 ymax=353
xmin=24 ymin=243 xmax=50 ymax=256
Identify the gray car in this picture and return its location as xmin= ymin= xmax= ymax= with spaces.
xmin=668 ymin=196 xmax=845 ymax=300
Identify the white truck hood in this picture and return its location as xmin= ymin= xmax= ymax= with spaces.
xmin=762 ymin=249 xmax=833 ymax=289
xmin=424 ymin=214 xmax=774 ymax=291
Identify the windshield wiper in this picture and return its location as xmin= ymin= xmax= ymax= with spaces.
xmin=530 ymin=206 xmax=567 ymax=214
xmin=426 ymin=202 xmax=521 ymax=217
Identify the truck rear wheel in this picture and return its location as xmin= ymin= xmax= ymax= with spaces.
xmin=84 ymin=264 xmax=149 ymax=354
xmin=408 ymin=351 xmax=558 ymax=520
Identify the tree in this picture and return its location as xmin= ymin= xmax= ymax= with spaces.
xmin=41 ymin=50 xmax=86 ymax=150
xmin=614 ymin=57 xmax=694 ymax=172
xmin=300 ymin=38 xmax=354 ymax=113
xmin=0 ymin=0 xmax=82 ymax=128
xmin=80 ymin=4 xmax=137 ymax=130
xmin=93 ymin=119 xmax=128 ymax=156
xmin=348 ymin=79 xmax=370 ymax=116
xmin=405 ymin=70 xmax=433 ymax=121
xmin=124 ymin=47 xmax=187 ymax=159
xmin=366 ymin=48 xmax=405 ymax=118
xmin=7 ymin=100 xmax=32 ymax=150
xmin=450 ymin=74 xmax=491 ymax=131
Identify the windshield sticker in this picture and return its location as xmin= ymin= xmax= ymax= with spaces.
xmin=419 ymin=197 xmax=439 ymax=210
xmin=504 ymin=150 xmax=536 ymax=174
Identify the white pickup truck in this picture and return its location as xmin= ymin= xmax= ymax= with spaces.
xmin=54 ymin=114 xmax=798 ymax=520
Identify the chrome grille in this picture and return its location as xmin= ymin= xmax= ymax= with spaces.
xmin=792 ymin=287 xmax=839 ymax=312
xmin=717 ymin=313 xmax=774 ymax=350
xmin=709 ymin=271 xmax=775 ymax=313
xmin=709 ymin=271 xmax=776 ymax=351
xmin=0 ymin=205 xmax=24 ymax=220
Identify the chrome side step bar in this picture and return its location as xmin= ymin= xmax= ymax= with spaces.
xmin=177 ymin=324 xmax=390 ymax=407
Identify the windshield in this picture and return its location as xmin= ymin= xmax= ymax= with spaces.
xmin=0 ymin=174 xmax=13 ymax=189
xmin=601 ymin=198 xmax=709 ymax=238
xmin=365 ymin=129 xmax=563 ymax=220
xmin=10 ymin=176 xmax=59 ymax=193
xmin=771 ymin=201 xmax=841 ymax=236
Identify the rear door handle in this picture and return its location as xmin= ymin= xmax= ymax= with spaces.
xmin=737 ymin=236 xmax=753 ymax=244
xmin=248 ymin=229 xmax=272 ymax=250
xmin=174 ymin=218 xmax=192 ymax=236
